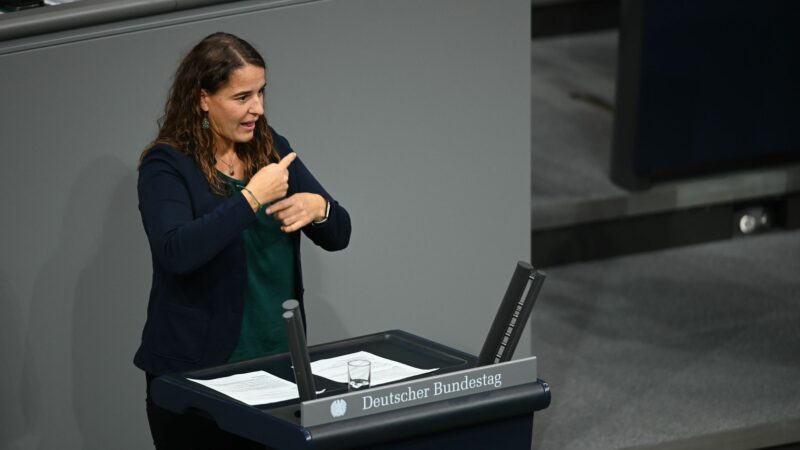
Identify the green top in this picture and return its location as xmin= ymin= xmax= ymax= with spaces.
xmin=221 ymin=173 xmax=296 ymax=363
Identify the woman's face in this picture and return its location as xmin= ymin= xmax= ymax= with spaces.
xmin=200 ymin=64 xmax=266 ymax=153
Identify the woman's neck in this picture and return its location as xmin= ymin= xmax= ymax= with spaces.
xmin=214 ymin=143 xmax=236 ymax=160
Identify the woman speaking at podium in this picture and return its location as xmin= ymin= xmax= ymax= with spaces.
xmin=134 ymin=32 xmax=351 ymax=449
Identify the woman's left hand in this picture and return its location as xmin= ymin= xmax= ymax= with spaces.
xmin=266 ymin=193 xmax=327 ymax=233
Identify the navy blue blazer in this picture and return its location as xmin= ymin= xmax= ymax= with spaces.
xmin=134 ymin=128 xmax=350 ymax=375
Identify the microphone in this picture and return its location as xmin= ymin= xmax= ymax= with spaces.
xmin=281 ymin=299 xmax=316 ymax=401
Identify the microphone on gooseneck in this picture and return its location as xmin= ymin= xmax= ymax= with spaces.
xmin=282 ymin=299 xmax=316 ymax=401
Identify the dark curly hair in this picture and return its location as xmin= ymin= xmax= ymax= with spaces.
xmin=141 ymin=32 xmax=280 ymax=194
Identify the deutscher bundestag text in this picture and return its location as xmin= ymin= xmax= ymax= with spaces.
xmin=362 ymin=373 xmax=503 ymax=411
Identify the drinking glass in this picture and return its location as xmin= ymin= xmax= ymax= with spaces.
xmin=347 ymin=360 xmax=371 ymax=391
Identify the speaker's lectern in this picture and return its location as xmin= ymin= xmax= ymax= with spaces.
xmin=151 ymin=263 xmax=551 ymax=449
xmin=151 ymin=330 xmax=549 ymax=449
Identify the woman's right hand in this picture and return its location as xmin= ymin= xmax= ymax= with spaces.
xmin=244 ymin=152 xmax=297 ymax=207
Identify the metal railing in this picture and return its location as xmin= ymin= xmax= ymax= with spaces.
xmin=0 ymin=0 xmax=238 ymax=41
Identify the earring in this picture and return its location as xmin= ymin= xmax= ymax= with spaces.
xmin=202 ymin=117 xmax=210 ymax=129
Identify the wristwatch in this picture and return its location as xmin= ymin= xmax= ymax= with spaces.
xmin=312 ymin=199 xmax=330 ymax=225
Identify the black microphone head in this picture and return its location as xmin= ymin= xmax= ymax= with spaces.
xmin=282 ymin=299 xmax=300 ymax=312
xmin=517 ymin=261 xmax=533 ymax=271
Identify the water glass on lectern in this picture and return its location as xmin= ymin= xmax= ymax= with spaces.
xmin=347 ymin=360 xmax=371 ymax=391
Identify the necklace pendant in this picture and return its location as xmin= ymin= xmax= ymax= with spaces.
xmin=218 ymin=156 xmax=236 ymax=177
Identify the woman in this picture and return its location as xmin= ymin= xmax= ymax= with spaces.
xmin=135 ymin=32 xmax=351 ymax=449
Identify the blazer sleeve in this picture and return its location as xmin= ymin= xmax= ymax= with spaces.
xmin=271 ymin=131 xmax=351 ymax=251
xmin=138 ymin=146 xmax=257 ymax=274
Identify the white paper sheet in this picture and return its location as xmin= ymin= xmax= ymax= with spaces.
xmin=188 ymin=371 xmax=298 ymax=406
xmin=310 ymin=351 xmax=438 ymax=386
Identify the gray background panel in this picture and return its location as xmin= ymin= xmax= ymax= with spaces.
xmin=0 ymin=1 xmax=530 ymax=448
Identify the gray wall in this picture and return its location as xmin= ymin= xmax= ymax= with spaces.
xmin=0 ymin=0 xmax=530 ymax=448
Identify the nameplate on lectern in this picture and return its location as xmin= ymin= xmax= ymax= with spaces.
xmin=300 ymin=356 xmax=537 ymax=427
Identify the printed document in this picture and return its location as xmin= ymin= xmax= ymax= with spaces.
xmin=188 ymin=371 xmax=297 ymax=405
xmin=310 ymin=351 xmax=438 ymax=385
